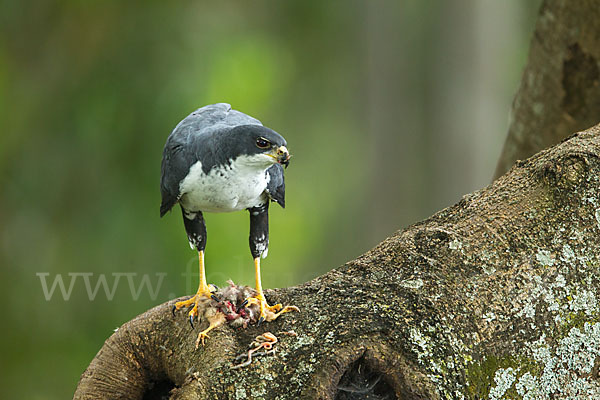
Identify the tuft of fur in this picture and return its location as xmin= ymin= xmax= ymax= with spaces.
xmin=192 ymin=281 xmax=260 ymax=332
xmin=216 ymin=280 xmax=260 ymax=328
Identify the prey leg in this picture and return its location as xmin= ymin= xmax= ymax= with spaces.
xmin=195 ymin=312 xmax=226 ymax=348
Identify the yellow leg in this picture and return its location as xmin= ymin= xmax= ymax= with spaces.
xmin=247 ymin=257 xmax=299 ymax=323
xmin=173 ymin=251 xmax=215 ymax=325
xmin=255 ymin=257 xmax=264 ymax=300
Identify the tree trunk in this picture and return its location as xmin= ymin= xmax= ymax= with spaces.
xmin=494 ymin=0 xmax=600 ymax=179
xmin=75 ymin=124 xmax=600 ymax=399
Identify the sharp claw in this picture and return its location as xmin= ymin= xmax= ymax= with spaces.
xmin=211 ymin=294 xmax=220 ymax=302
xmin=172 ymin=305 xmax=176 ymax=316
xmin=209 ymin=284 xmax=219 ymax=292
xmin=258 ymin=316 xmax=265 ymax=326
xmin=235 ymin=299 xmax=248 ymax=314
xmin=237 ymin=299 xmax=248 ymax=313
xmin=189 ymin=315 xmax=195 ymax=329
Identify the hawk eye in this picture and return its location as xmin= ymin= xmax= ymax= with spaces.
xmin=256 ymin=137 xmax=270 ymax=149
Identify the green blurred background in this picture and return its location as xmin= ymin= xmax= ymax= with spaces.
xmin=0 ymin=1 xmax=540 ymax=398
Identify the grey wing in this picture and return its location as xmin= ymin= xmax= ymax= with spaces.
xmin=160 ymin=133 xmax=197 ymax=217
xmin=265 ymin=164 xmax=285 ymax=208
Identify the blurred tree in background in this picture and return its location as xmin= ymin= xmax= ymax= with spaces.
xmin=0 ymin=1 xmax=539 ymax=398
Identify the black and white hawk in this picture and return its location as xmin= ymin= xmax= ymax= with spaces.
xmin=160 ymin=103 xmax=296 ymax=339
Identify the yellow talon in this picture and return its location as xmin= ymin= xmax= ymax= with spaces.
xmin=247 ymin=257 xmax=299 ymax=323
xmin=173 ymin=250 xmax=216 ymax=327
xmin=188 ymin=303 xmax=198 ymax=317
xmin=246 ymin=293 xmax=299 ymax=323
xmin=173 ymin=290 xmax=212 ymax=312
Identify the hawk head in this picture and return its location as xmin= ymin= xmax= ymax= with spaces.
xmin=224 ymin=125 xmax=290 ymax=169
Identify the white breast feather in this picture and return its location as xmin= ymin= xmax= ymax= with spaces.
xmin=178 ymin=154 xmax=273 ymax=213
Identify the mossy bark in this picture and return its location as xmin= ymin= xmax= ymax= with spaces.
xmin=75 ymin=125 xmax=600 ymax=399
xmin=494 ymin=0 xmax=600 ymax=179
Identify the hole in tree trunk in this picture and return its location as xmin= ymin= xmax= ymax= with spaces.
xmin=335 ymin=355 xmax=397 ymax=400
xmin=142 ymin=378 xmax=175 ymax=400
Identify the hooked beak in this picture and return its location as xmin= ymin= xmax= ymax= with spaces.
xmin=275 ymin=145 xmax=290 ymax=168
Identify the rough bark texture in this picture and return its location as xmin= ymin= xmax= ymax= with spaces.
xmin=494 ymin=0 xmax=600 ymax=179
xmin=75 ymin=124 xmax=600 ymax=399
